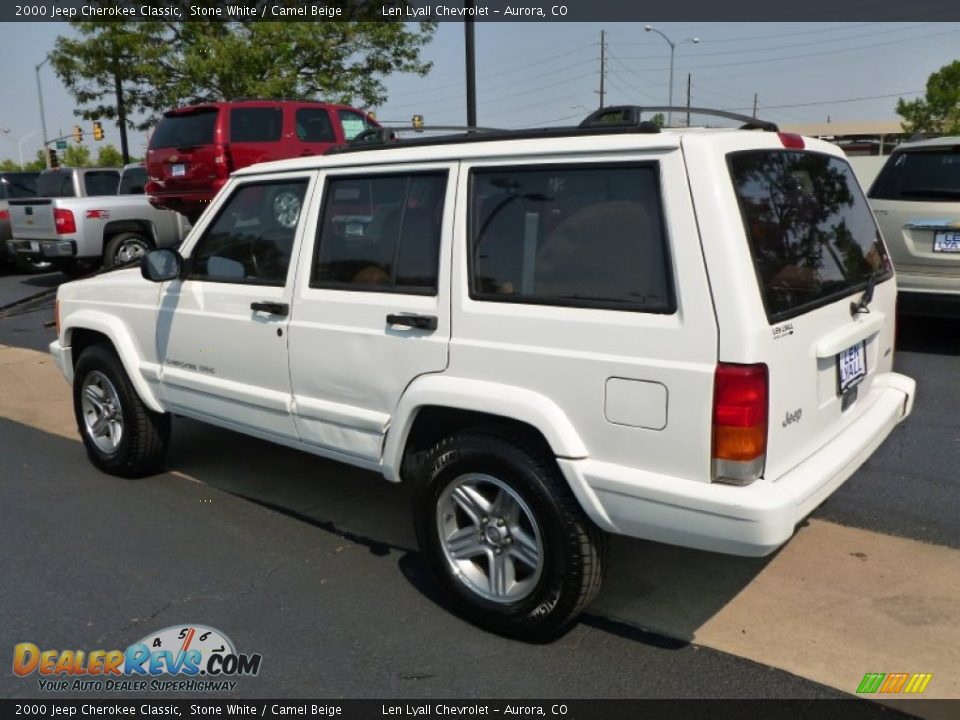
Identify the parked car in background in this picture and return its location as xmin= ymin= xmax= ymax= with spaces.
xmin=0 ymin=171 xmax=40 ymax=270
xmin=868 ymin=136 xmax=960 ymax=316
xmin=8 ymin=164 xmax=189 ymax=277
xmin=145 ymin=99 xmax=379 ymax=222
xmin=52 ymin=107 xmax=914 ymax=640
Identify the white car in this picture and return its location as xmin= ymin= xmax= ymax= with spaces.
xmin=868 ymin=135 xmax=960 ymax=316
xmin=50 ymin=107 xmax=915 ymax=640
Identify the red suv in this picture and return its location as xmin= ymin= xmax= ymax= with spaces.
xmin=145 ymin=100 xmax=379 ymax=221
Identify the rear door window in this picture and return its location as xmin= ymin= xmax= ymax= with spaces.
xmin=729 ymin=150 xmax=890 ymax=323
xmin=869 ymin=145 xmax=960 ymax=201
xmin=118 ymin=167 xmax=148 ymax=195
xmin=296 ymin=108 xmax=335 ymax=143
xmin=149 ymin=108 xmax=218 ymax=149
xmin=230 ymin=108 xmax=283 ymax=143
xmin=84 ymin=171 xmax=120 ymax=196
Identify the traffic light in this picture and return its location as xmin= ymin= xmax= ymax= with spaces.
xmin=48 ymin=148 xmax=59 ymax=169
xmin=411 ymin=114 xmax=424 ymax=129
xmin=93 ymin=121 xmax=104 ymax=141
xmin=73 ymin=125 xmax=83 ymax=144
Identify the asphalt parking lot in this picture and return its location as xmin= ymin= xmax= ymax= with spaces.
xmin=1 ymin=268 xmax=958 ymax=710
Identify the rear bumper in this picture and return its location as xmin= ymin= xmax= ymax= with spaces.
xmin=8 ymin=238 xmax=79 ymax=260
xmin=558 ymin=372 xmax=915 ymax=557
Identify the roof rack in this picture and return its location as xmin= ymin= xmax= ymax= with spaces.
xmin=580 ymin=105 xmax=778 ymax=132
xmin=326 ymin=105 xmax=777 ymax=155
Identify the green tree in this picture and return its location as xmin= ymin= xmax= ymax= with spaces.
xmin=897 ymin=60 xmax=960 ymax=134
xmin=62 ymin=144 xmax=93 ymax=167
xmin=24 ymin=150 xmax=47 ymax=171
xmin=96 ymin=144 xmax=125 ymax=167
xmin=0 ymin=158 xmax=20 ymax=171
xmin=50 ymin=12 xmax=435 ymax=151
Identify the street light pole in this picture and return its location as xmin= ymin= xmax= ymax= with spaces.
xmin=35 ymin=56 xmax=50 ymax=168
xmin=644 ymin=25 xmax=699 ymax=127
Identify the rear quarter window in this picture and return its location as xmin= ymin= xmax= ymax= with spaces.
xmin=729 ymin=150 xmax=890 ymax=323
xmin=230 ymin=108 xmax=283 ymax=143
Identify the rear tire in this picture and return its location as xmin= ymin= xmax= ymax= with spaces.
xmin=73 ymin=343 xmax=170 ymax=478
xmin=412 ymin=432 xmax=605 ymax=641
xmin=104 ymin=232 xmax=152 ymax=270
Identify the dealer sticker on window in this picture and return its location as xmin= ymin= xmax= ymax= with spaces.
xmin=933 ymin=229 xmax=960 ymax=253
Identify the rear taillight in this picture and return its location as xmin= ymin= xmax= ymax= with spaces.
xmin=0 ymin=210 xmax=9 ymax=221
xmin=54 ymin=208 xmax=76 ymax=235
xmin=213 ymin=144 xmax=232 ymax=179
xmin=712 ymin=363 xmax=768 ymax=485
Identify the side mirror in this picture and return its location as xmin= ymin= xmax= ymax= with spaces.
xmin=141 ymin=248 xmax=183 ymax=283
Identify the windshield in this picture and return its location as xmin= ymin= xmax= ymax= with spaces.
xmin=729 ymin=150 xmax=890 ymax=322
xmin=869 ymin=145 xmax=960 ymax=201
xmin=149 ymin=108 xmax=218 ymax=149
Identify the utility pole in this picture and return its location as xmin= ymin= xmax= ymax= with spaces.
xmin=752 ymin=93 xmax=758 ymax=119
xmin=686 ymin=73 xmax=691 ymax=127
xmin=464 ymin=3 xmax=477 ymax=129
xmin=599 ymin=30 xmax=606 ymax=109
xmin=35 ymin=57 xmax=50 ymax=168
xmin=114 ymin=71 xmax=129 ymax=164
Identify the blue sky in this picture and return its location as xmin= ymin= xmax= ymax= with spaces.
xmin=1 ymin=21 xmax=958 ymax=164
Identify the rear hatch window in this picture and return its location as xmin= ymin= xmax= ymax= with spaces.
xmin=149 ymin=108 xmax=218 ymax=149
xmin=729 ymin=150 xmax=890 ymax=323
xmin=869 ymin=144 xmax=960 ymax=201
xmin=36 ymin=171 xmax=77 ymax=198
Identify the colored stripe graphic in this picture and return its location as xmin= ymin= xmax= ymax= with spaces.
xmin=857 ymin=672 xmax=932 ymax=694
xmin=857 ymin=673 xmax=886 ymax=694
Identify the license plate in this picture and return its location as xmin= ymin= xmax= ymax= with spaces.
xmin=837 ymin=341 xmax=866 ymax=394
xmin=933 ymin=230 xmax=960 ymax=253
xmin=171 ymin=163 xmax=186 ymax=177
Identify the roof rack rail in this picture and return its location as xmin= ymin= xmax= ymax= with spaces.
xmin=580 ymin=105 xmax=779 ymax=132
xmin=347 ymin=125 xmax=503 ymax=147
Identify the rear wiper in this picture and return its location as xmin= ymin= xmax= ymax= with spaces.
xmin=850 ymin=271 xmax=882 ymax=317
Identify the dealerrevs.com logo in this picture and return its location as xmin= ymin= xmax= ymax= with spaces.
xmin=14 ymin=625 xmax=262 ymax=692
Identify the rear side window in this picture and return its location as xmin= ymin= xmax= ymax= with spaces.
xmin=118 ymin=167 xmax=147 ymax=195
xmin=189 ymin=179 xmax=308 ymax=286
xmin=313 ymin=172 xmax=447 ymax=294
xmin=729 ymin=150 xmax=890 ymax=323
xmin=84 ymin=171 xmax=120 ymax=196
xmin=37 ymin=172 xmax=76 ymax=198
xmin=149 ymin=109 xmax=218 ymax=149
xmin=230 ymin=108 xmax=283 ymax=143
xmin=296 ymin=108 xmax=335 ymax=143
xmin=469 ymin=164 xmax=674 ymax=313
xmin=0 ymin=174 xmax=38 ymax=199
xmin=869 ymin=145 xmax=960 ymax=201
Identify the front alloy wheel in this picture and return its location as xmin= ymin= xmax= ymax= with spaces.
xmin=80 ymin=370 xmax=124 ymax=453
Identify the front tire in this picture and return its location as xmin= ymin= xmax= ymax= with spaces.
xmin=412 ymin=432 xmax=605 ymax=641
xmin=73 ymin=344 xmax=170 ymax=477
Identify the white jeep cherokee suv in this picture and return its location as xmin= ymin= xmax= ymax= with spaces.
xmin=51 ymin=107 xmax=915 ymax=640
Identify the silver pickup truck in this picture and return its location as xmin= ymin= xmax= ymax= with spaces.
xmin=8 ymin=164 xmax=191 ymax=277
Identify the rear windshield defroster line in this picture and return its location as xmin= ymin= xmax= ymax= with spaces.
xmin=728 ymin=149 xmax=891 ymax=323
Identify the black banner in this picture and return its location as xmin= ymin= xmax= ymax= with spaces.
xmin=3 ymin=0 xmax=960 ymax=23
xmin=0 ymin=699 xmax=946 ymax=719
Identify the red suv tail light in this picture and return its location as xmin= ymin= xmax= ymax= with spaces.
xmin=0 ymin=210 xmax=9 ymax=221
xmin=712 ymin=363 xmax=768 ymax=485
xmin=213 ymin=144 xmax=233 ymax=180
xmin=54 ymin=208 xmax=76 ymax=235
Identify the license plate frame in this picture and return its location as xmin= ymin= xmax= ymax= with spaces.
xmin=933 ymin=229 xmax=960 ymax=253
xmin=170 ymin=163 xmax=186 ymax=178
xmin=837 ymin=341 xmax=867 ymax=395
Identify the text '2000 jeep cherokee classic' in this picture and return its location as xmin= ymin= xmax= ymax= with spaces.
xmin=51 ymin=107 xmax=915 ymax=640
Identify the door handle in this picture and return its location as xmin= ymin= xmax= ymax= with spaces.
xmin=251 ymin=301 xmax=289 ymax=317
xmin=386 ymin=313 xmax=437 ymax=331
